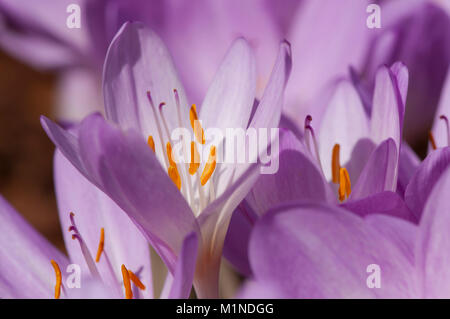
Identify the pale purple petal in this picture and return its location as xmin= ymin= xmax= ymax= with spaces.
xmin=199 ymin=38 xmax=256 ymax=133
xmin=162 ymin=0 xmax=280 ymax=101
xmin=284 ymin=0 xmax=373 ymax=122
xmin=54 ymin=151 xmax=153 ymax=298
xmin=249 ymin=203 xmax=417 ymax=298
xmin=370 ymin=65 xmax=407 ymax=155
xmin=431 ymin=66 xmax=450 ymax=150
xmin=168 ymin=233 xmax=198 ymax=299
xmin=103 ymin=21 xmax=190 ymax=148
xmin=317 ymin=79 xmax=370 ymax=181
xmin=342 ymin=191 xmax=416 ymax=223
xmin=246 ymin=130 xmax=335 ymax=216
xmin=0 ymin=195 xmax=69 ymax=298
xmin=42 ymin=114 xmax=199 ymax=273
xmin=397 ymin=142 xmax=420 ymax=197
xmin=223 ymin=202 xmax=257 ymax=277
xmin=417 ymin=167 xmax=450 ymax=298
xmin=405 ymin=147 xmax=450 ymax=220
xmin=350 ymin=138 xmax=398 ymax=200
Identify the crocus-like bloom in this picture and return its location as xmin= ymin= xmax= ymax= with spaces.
xmin=41 ymin=22 xmax=291 ymax=298
xmin=0 ymin=151 xmax=198 ymax=299
xmin=239 ymin=152 xmax=450 ymax=298
xmin=223 ymin=61 xmax=415 ymax=275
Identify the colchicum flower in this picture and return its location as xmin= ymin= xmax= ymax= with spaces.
xmin=0 ymin=151 xmax=198 ymax=299
xmin=224 ymin=62 xmax=414 ymax=275
xmin=41 ymin=22 xmax=292 ymax=298
xmin=238 ymin=154 xmax=450 ymax=298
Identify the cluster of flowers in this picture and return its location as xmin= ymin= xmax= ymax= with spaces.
xmin=0 ymin=0 xmax=450 ymax=298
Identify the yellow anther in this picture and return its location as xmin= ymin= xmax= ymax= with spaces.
xmin=429 ymin=131 xmax=437 ymax=150
xmin=190 ymin=104 xmax=205 ymax=144
xmin=200 ymin=146 xmax=217 ymax=186
xmin=147 ymin=136 xmax=155 ymax=152
xmin=166 ymin=142 xmax=176 ymax=167
xmin=128 ymin=270 xmax=146 ymax=291
xmin=168 ymin=165 xmax=181 ymax=190
xmin=166 ymin=142 xmax=181 ymax=190
xmin=50 ymin=260 xmax=62 ymax=299
xmin=121 ymin=264 xmax=133 ymax=299
xmin=331 ymin=144 xmax=341 ymax=184
xmin=338 ymin=167 xmax=351 ymax=202
xmin=95 ymin=228 xmax=105 ymax=263
xmin=189 ymin=141 xmax=200 ymax=175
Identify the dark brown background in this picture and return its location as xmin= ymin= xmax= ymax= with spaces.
xmin=0 ymin=51 xmax=65 ymax=252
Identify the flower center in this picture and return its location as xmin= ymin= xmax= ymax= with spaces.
xmin=146 ymin=89 xmax=217 ymax=215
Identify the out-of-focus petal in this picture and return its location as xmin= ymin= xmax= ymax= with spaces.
xmin=247 ymin=130 xmax=335 ymax=216
xmin=162 ymin=0 xmax=280 ymax=101
xmin=284 ymin=0 xmax=372 ymax=122
xmin=342 ymin=191 xmax=416 ymax=223
xmin=223 ymin=202 xmax=257 ymax=277
xmin=0 ymin=0 xmax=89 ymax=68
xmin=0 ymin=195 xmax=69 ymax=298
xmin=350 ymin=138 xmax=398 ymax=200
xmin=370 ymin=66 xmax=406 ymax=155
xmin=397 ymin=142 xmax=420 ymax=197
xmin=431 ymin=66 xmax=450 ymax=150
xmin=405 ymin=147 xmax=450 ymax=220
xmin=417 ymin=167 xmax=450 ymax=298
xmin=249 ymin=203 xmax=417 ymax=298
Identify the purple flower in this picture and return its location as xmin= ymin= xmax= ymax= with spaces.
xmin=0 ymin=151 xmax=198 ymax=299
xmin=239 ymin=155 xmax=450 ymax=298
xmin=41 ymin=22 xmax=291 ymax=298
xmin=224 ymin=62 xmax=416 ymax=275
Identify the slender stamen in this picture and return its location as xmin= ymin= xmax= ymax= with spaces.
xmin=331 ymin=144 xmax=341 ymax=184
xmin=338 ymin=167 xmax=351 ymax=202
xmin=304 ymin=115 xmax=324 ymax=174
xmin=174 ymin=89 xmax=194 ymax=205
xmin=190 ymin=104 xmax=205 ymax=144
xmin=68 ymin=213 xmax=100 ymax=279
xmin=200 ymin=146 xmax=217 ymax=186
xmin=147 ymin=91 xmax=169 ymax=169
xmin=189 ymin=141 xmax=200 ymax=175
xmin=121 ymin=265 xmax=133 ymax=299
xmin=147 ymin=136 xmax=155 ymax=152
xmin=50 ymin=260 xmax=62 ymax=299
xmin=428 ymin=131 xmax=437 ymax=150
xmin=128 ymin=270 xmax=146 ymax=290
xmin=95 ymin=228 xmax=105 ymax=263
xmin=440 ymin=115 xmax=450 ymax=146
xmin=304 ymin=115 xmax=313 ymax=151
